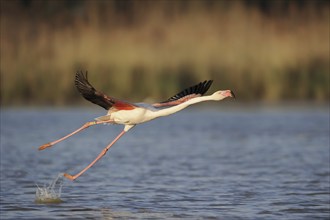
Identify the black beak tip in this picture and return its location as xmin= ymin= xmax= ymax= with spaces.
xmin=231 ymin=91 xmax=236 ymax=99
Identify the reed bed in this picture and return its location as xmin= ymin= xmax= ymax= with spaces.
xmin=1 ymin=0 xmax=329 ymax=106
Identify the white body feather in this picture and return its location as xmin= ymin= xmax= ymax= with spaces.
xmin=95 ymin=93 xmax=227 ymax=131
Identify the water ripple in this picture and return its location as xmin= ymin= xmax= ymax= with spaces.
xmin=1 ymin=108 xmax=329 ymax=219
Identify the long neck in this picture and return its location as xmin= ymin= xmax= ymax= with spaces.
xmin=153 ymin=95 xmax=216 ymax=118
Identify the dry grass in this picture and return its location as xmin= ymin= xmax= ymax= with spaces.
xmin=1 ymin=0 xmax=329 ymax=106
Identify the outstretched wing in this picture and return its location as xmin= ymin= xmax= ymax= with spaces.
xmin=75 ymin=71 xmax=135 ymax=110
xmin=153 ymin=80 xmax=213 ymax=108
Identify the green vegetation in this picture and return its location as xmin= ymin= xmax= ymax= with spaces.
xmin=1 ymin=0 xmax=329 ymax=106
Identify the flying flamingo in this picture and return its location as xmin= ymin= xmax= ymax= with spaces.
xmin=38 ymin=71 xmax=235 ymax=181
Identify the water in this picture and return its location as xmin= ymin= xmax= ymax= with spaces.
xmin=1 ymin=106 xmax=329 ymax=219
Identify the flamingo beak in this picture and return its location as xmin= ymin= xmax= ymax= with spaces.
xmin=221 ymin=90 xmax=236 ymax=99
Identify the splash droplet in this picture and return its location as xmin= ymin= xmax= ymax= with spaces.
xmin=35 ymin=173 xmax=64 ymax=204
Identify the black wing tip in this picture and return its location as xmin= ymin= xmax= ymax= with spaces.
xmin=75 ymin=70 xmax=88 ymax=83
xmin=75 ymin=70 xmax=93 ymax=92
xmin=203 ymin=80 xmax=213 ymax=83
xmin=193 ymin=80 xmax=213 ymax=96
xmin=201 ymin=80 xmax=213 ymax=95
xmin=162 ymin=79 xmax=214 ymax=103
xmin=74 ymin=70 xmax=113 ymax=110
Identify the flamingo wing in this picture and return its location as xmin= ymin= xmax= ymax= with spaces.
xmin=75 ymin=71 xmax=135 ymax=110
xmin=153 ymin=80 xmax=213 ymax=108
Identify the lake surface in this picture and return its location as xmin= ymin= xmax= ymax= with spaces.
xmin=1 ymin=106 xmax=329 ymax=219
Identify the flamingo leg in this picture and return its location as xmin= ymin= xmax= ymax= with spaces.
xmin=63 ymin=130 xmax=126 ymax=181
xmin=38 ymin=120 xmax=114 ymax=151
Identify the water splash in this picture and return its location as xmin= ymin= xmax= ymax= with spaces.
xmin=35 ymin=173 xmax=64 ymax=204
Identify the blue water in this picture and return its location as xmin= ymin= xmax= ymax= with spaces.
xmin=1 ymin=106 xmax=329 ymax=219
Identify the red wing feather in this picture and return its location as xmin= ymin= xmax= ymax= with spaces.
xmin=113 ymin=101 xmax=136 ymax=110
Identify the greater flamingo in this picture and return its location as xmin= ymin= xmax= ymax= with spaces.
xmin=38 ymin=71 xmax=235 ymax=181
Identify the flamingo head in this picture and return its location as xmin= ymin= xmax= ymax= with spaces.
xmin=212 ymin=90 xmax=236 ymax=101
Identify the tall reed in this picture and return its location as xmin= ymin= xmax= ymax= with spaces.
xmin=1 ymin=0 xmax=329 ymax=106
